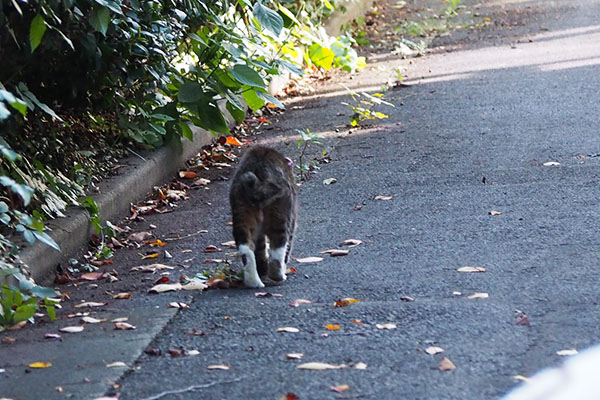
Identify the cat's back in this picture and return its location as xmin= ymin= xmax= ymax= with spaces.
xmin=236 ymin=145 xmax=294 ymax=181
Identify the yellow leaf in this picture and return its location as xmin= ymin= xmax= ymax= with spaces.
xmin=29 ymin=361 xmax=52 ymax=368
xmin=225 ymin=136 xmax=244 ymax=146
xmin=325 ymin=324 xmax=341 ymax=331
xmin=333 ymin=298 xmax=359 ymax=307
xmin=142 ymin=252 xmax=160 ymax=260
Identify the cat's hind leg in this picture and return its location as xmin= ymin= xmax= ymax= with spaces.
xmin=267 ymin=234 xmax=288 ymax=282
xmin=238 ymin=244 xmax=264 ymax=288
xmin=232 ymin=211 xmax=264 ymax=288
xmin=255 ymin=229 xmax=269 ymax=278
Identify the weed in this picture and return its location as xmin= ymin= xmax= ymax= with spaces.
xmin=296 ymin=129 xmax=324 ymax=181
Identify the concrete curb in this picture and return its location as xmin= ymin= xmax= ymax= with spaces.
xmin=19 ymin=124 xmax=216 ymax=283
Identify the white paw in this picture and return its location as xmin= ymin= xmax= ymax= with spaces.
xmin=244 ymin=273 xmax=265 ymax=288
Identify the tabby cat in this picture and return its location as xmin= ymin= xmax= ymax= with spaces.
xmin=229 ymin=146 xmax=298 ymax=288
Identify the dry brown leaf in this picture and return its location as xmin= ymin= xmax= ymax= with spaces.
xmin=319 ymin=249 xmax=350 ymax=257
xmin=400 ymin=296 xmax=415 ymax=302
xmin=515 ymin=313 xmax=530 ymax=326
xmin=296 ymin=362 xmax=347 ymax=370
xmin=59 ymin=325 xmax=85 ymax=333
xmin=80 ymin=272 xmax=107 ymax=281
xmin=28 ymin=361 xmax=52 ymax=369
xmin=290 ymin=299 xmax=312 ymax=307
xmin=149 ymin=283 xmax=183 ymax=293
xmin=221 ymin=240 xmax=236 ymax=248
xmin=425 ymin=346 xmax=444 ymax=355
xmin=141 ymin=252 xmax=160 ymax=260
xmin=181 ymin=279 xmax=208 ymax=291
xmin=74 ymin=301 xmax=106 ymax=308
xmin=168 ymin=302 xmax=190 ymax=309
xmin=467 ymin=292 xmax=489 ymax=299
xmin=280 ymin=393 xmax=299 ymax=400
xmin=277 ymin=327 xmax=300 ymax=333
xmin=81 ymin=316 xmax=106 ymax=324
xmin=295 ymin=256 xmax=324 ymax=263
xmin=285 ymin=353 xmax=304 ymax=360
xmin=113 ymin=292 xmax=132 ymax=299
xmin=8 ymin=320 xmax=27 ymax=330
xmin=111 ymin=317 xmax=128 ymax=323
xmin=114 ymin=322 xmax=136 ymax=330
xmin=331 ymin=384 xmax=350 ymax=393
xmin=193 ymin=178 xmax=211 ymax=186
xmin=340 ymin=239 xmax=363 ymax=248
xmin=207 ymin=364 xmax=230 ymax=370
xmin=178 ymin=170 xmax=198 ymax=179
xmin=131 ymin=263 xmax=175 ymax=273
xmin=488 ymin=210 xmax=502 ymax=216
xmin=439 ymin=357 xmax=456 ymax=371
xmin=127 ymin=231 xmax=154 ymax=243
xmin=457 ymin=266 xmax=487 ymax=273
xmin=376 ymin=323 xmax=397 ymax=330
xmin=334 ymin=298 xmax=359 ymax=307
xmin=1 ymin=336 xmax=16 ymax=344
xmin=374 ymin=195 xmax=394 ymax=200
xmin=325 ymin=324 xmax=341 ymax=331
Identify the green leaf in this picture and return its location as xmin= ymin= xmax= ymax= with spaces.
xmin=13 ymin=304 xmax=37 ymax=324
xmin=30 ymin=285 xmax=59 ymax=299
xmin=178 ymin=122 xmax=194 ymax=141
xmin=29 ymin=14 xmax=47 ymax=53
xmin=226 ymin=102 xmax=246 ymax=123
xmin=253 ymin=2 xmax=283 ymax=35
xmin=196 ymin=101 xmax=229 ymax=134
xmin=89 ymin=6 xmax=111 ymax=36
xmin=0 ymin=103 xmax=10 ymax=120
xmin=178 ymin=82 xmax=205 ymax=103
xmin=0 ymin=177 xmax=33 ymax=206
xmin=242 ymin=87 xmax=265 ymax=111
xmin=256 ymin=91 xmax=285 ymax=109
xmin=45 ymin=302 xmax=56 ymax=321
xmin=32 ymin=231 xmax=60 ymax=252
xmin=0 ymin=268 xmax=19 ymax=277
xmin=231 ymin=64 xmax=265 ymax=88
xmin=308 ymin=44 xmax=334 ymax=70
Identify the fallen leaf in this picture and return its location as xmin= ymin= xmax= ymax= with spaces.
xmin=1 ymin=336 xmax=16 ymax=344
xmin=113 ymin=292 xmax=132 ymax=299
xmin=280 ymin=393 xmax=299 ymax=400
xmin=8 ymin=321 xmax=27 ymax=330
xmin=296 ymin=362 xmax=347 ymax=370
xmin=193 ymin=178 xmax=211 ymax=186
xmin=80 ymin=272 xmax=107 ymax=281
xmin=320 ymin=249 xmax=350 ymax=257
xmin=340 ymin=239 xmax=363 ymax=248
xmin=149 ymin=283 xmax=183 ymax=293
xmin=204 ymin=258 xmax=226 ymax=264
xmin=290 ymin=299 xmax=312 ymax=307
xmin=66 ymin=312 xmax=89 ymax=318
xmin=425 ymin=346 xmax=444 ymax=355
xmin=354 ymin=205 xmax=363 ymax=211
xmin=127 ymin=231 xmax=154 ymax=243
xmin=287 ymin=267 xmax=297 ymax=274
xmin=439 ymin=357 xmax=456 ymax=371
xmin=452 ymin=291 xmax=462 ymax=296
xmin=295 ymin=256 xmax=324 ymax=263
xmin=168 ymin=348 xmax=185 ymax=357
xmin=354 ymin=362 xmax=367 ymax=370
xmin=488 ymin=210 xmax=502 ymax=216
xmin=28 ymin=362 xmax=52 ymax=369
xmin=221 ymin=240 xmax=236 ymax=248
xmin=376 ymin=323 xmax=397 ymax=330
xmin=374 ymin=195 xmax=394 ymax=200
xmin=187 ymin=350 xmax=200 ymax=356
xmin=81 ymin=316 xmax=106 ymax=324
xmin=351 ymin=319 xmax=362 ymax=325
xmin=168 ymin=302 xmax=190 ymax=309
xmin=179 ymin=170 xmax=198 ymax=179
xmin=285 ymin=353 xmax=304 ymax=360
xmin=154 ymin=276 xmax=170 ymax=285
xmin=142 ymin=252 xmax=160 ymax=260
xmin=331 ymin=384 xmax=349 ymax=393
xmin=323 ymin=178 xmax=337 ymax=185
xmin=204 ymin=245 xmax=221 ymax=252
xmin=207 ymin=364 xmax=230 ymax=370
xmin=334 ymin=298 xmax=359 ymax=307
xmin=255 ymin=292 xmax=283 ymax=298
xmin=111 ymin=317 xmax=128 ymax=323
xmin=400 ymin=296 xmax=415 ymax=302
xmin=181 ymin=279 xmax=208 ymax=291
xmin=557 ymin=349 xmax=578 ymax=356
xmin=131 ymin=263 xmax=175 ymax=273
xmin=44 ymin=333 xmax=61 ymax=340
xmin=467 ymin=292 xmax=489 ymax=299
xmin=106 ymin=361 xmax=128 ymax=368
xmin=325 ymin=324 xmax=341 ymax=331
xmin=59 ymin=326 xmax=85 ymax=333
xmin=114 ymin=322 xmax=136 ymax=330
xmin=225 ymin=136 xmax=244 ymax=146
xmin=515 ymin=313 xmax=530 ymax=326
xmin=457 ymin=266 xmax=486 ymax=273
xmin=543 ymin=161 xmax=560 ymax=166
xmin=277 ymin=327 xmax=300 ymax=333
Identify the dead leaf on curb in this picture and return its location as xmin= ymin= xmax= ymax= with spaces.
xmin=81 ymin=316 xmax=106 ymax=324
xmin=425 ymin=346 xmax=444 ymax=355
xmin=374 ymin=195 xmax=394 ymax=201
xmin=29 ymin=361 xmax=52 ymax=369
xmin=221 ymin=240 xmax=236 ymax=248
xmin=331 ymin=385 xmax=350 ymax=393
xmin=179 ymin=170 xmax=198 ymax=179
xmin=297 ymin=362 xmax=347 ymax=370
xmin=74 ymin=301 xmax=106 ymax=308
xmin=80 ymin=272 xmax=107 ymax=281
xmin=467 ymin=292 xmax=489 ymax=299
xmin=181 ymin=279 xmax=208 ymax=291
xmin=376 ymin=323 xmax=397 ymax=330
xmin=193 ymin=178 xmax=211 ymax=186
xmin=334 ymin=298 xmax=359 ymax=307
xmin=295 ymin=257 xmax=324 ymax=263
xmin=113 ymin=292 xmax=132 ymax=299
xmin=1 ymin=336 xmax=16 ymax=344
xmin=277 ymin=327 xmax=300 ymax=333
xmin=457 ymin=266 xmax=486 ymax=273
xmin=320 ymin=249 xmax=350 ymax=257
xmin=149 ymin=283 xmax=183 ymax=293
xmin=114 ymin=322 xmax=136 ymax=330
xmin=127 ymin=231 xmax=154 ymax=243
xmin=439 ymin=357 xmax=456 ymax=371
xmin=59 ymin=326 xmax=85 ymax=333
xmin=131 ymin=263 xmax=175 ymax=273
xmin=286 ymin=353 xmax=304 ymax=360
xmin=207 ymin=364 xmax=230 ymax=370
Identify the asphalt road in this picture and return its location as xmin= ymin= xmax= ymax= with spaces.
xmin=2 ymin=0 xmax=600 ymax=399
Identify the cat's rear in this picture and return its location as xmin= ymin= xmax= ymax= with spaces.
xmin=229 ymin=146 xmax=298 ymax=288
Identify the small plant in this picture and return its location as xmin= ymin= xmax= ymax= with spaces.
xmin=296 ymin=129 xmax=324 ymax=181
xmin=443 ymin=0 xmax=464 ymax=17
xmin=342 ymin=89 xmax=395 ymax=127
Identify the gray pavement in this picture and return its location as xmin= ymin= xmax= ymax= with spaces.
xmin=2 ymin=0 xmax=600 ymax=399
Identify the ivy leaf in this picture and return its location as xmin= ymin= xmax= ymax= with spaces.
xmin=32 ymin=231 xmax=61 ymax=252
xmin=0 ymin=176 xmax=33 ymax=206
xmin=14 ymin=304 xmax=37 ymax=324
xmin=30 ymin=285 xmax=59 ymax=299
xmin=253 ymin=2 xmax=283 ymax=35
xmin=178 ymin=82 xmax=205 ymax=103
xmin=231 ymin=64 xmax=266 ymax=88
xmin=29 ymin=14 xmax=47 ymax=53
xmin=89 ymin=6 xmax=111 ymax=36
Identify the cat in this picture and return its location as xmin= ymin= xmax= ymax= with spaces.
xmin=229 ymin=145 xmax=298 ymax=288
